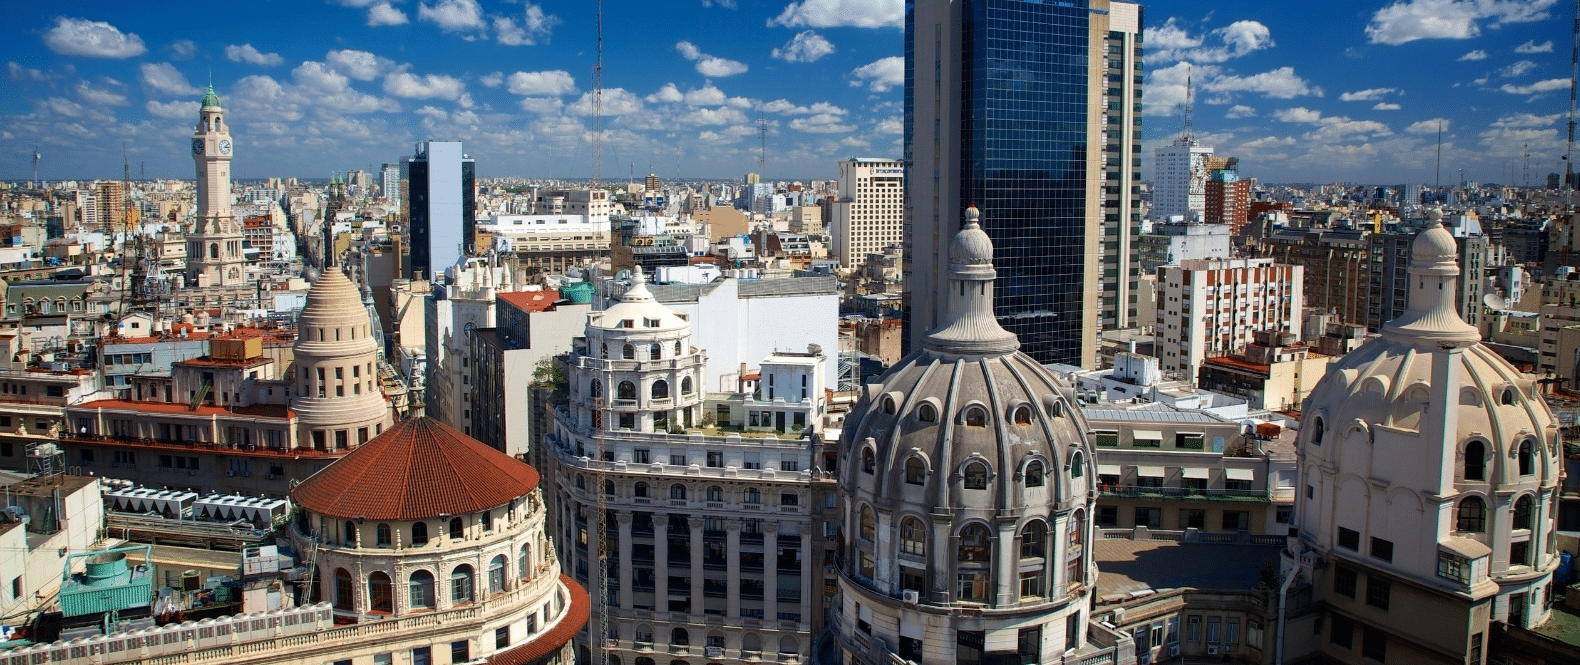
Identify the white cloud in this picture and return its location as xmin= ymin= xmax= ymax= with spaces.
xmin=1147 ymin=19 xmax=1274 ymax=64
xmin=790 ymin=112 xmax=854 ymax=133
xmin=773 ymin=31 xmax=835 ymax=63
xmin=683 ymin=85 xmax=728 ymax=106
xmin=1202 ymin=67 xmax=1321 ymax=100
xmin=1491 ymin=112 xmax=1562 ymax=128
xmin=1372 ymin=102 xmax=1402 ymax=110
xmin=675 ymin=41 xmax=748 ymax=77
xmin=680 ymin=107 xmax=749 ymax=126
xmin=646 ymin=84 xmax=685 ymax=104
xmin=1273 ymin=107 xmax=1324 ymax=124
xmin=518 ymin=97 xmax=563 ymax=114
xmin=495 ymin=3 xmax=559 ymax=46
xmin=1501 ymin=60 xmax=1537 ymax=77
xmin=225 ymin=44 xmax=285 ymax=67
xmin=507 ymin=70 xmax=576 ymax=96
xmin=326 ymin=50 xmax=395 ymax=80
xmin=1365 ymin=0 xmax=1558 ymax=45
xmin=418 ymin=0 xmax=486 ymax=33
xmin=367 ymin=2 xmax=410 ymax=26
xmin=568 ymin=88 xmax=643 ymax=116
xmin=1225 ymin=105 xmax=1256 ymax=119
xmin=848 ymin=56 xmax=903 ymax=92
xmin=292 ymin=61 xmax=350 ymax=94
xmin=8 ymin=62 xmax=48 ymax=81
xmin=769 ymin=0 xmax=902 ymax=29
xmin=44 ymin=17 xmax=147 ymax=58
xmin=875 ymin=117 xmax=902 ymax=134
xmin=44 ymin=97 xmax=85 ymax=118
xmin=1458 ymin=49 xmax=1487 ymax=61
xmin=146 ymin=99 xmax=199 ymax=119
xmin=1516 ymin=40 xmax=1554 ymax=54
xmin=384 ymin=71 xmax=466 ymax=100
xmin=1340 ymin=87 xmax=1396 ymax=101
xmin=702 ymin=0 xmax=737 ymax=7
xmin=480 ymin=72 xmax=504 ymax=87
xmin=75 ymin=80 xmax=126 ymax=106
xmin=1501 ymin=78 xmax=1567 ymax=95
xmin=1405 ymin=118 xmax=1450 ymax=134
xmin=169 ymin=39 xmax=197 ymax=59
xmin=140 ymin=62 xmax=201 ymax=96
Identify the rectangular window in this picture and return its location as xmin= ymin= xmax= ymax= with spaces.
xmin=1187 ymin=615 xmax=1201 ymax=642
xmin=1226 ymin=618 xmax=1240 ymax=646
xmin=1361 ymin=625 xmax=1387 ymax=662
xmin=1330 ymin=614 xmax=1354 ymax=650
xmin=1017 ymin=626 xmax=1041 ymax=665
xmin=1222 ymin=511 xmax=1249 ymax=531
xmin=1018 ymin=570 xmax=1043 ymax=598
xmin=706 ymin=451 xmax=723 ymax=468
xmin=412 ymin=646 xmax=431 ymax=665
xmin=1437 ymin=551 xmax=1470 ymax=583
xmin=1134 ymin=507 xmax=1161 ymax=529
xmin=1371 ymin=537 xmax=1394 ymax=563
xmin=1366 ymin=578 xmax=1391 ymax=610
xmin=1175 ymin=433 xmax=1204 ymax=450
xmin=670 ymin=454 xmax=686 ymax=466
xmin=1338 ymin=527 xmax=1360 ymax=550
xmin=1334 ymin=566 xmax=1357 ymax=598
xmin=1096 ymin=506 xmax=1118 ymax=527
xmin=1206 ymin=617 xmax=1221 ymax=644
xmin=1511 ymin=540 xmax=1531 ymax=567
xmin=1095 ymin=431 xmax=1118 ymax=447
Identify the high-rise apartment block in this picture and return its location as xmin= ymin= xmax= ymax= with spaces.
xmin=1152 ymin=140 xmax=1213 ymax=223
xmin=1154 ymin=258 xmax=1303 ymax=381
xmin=906 ymin=0 xmax=1141 ymax=367
xmin=403 ymin=141 xmax=476 ymax=282
xmin=380 ymin=162 xmax=401 ymax=213
xmin=1204 ymin=164 xmax=1250 ymax=234
xmin=830 ymin=158 xmax=904 ymax=271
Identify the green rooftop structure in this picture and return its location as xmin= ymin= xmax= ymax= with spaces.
xmin=58 ymin=545 xmax=154 ymax=617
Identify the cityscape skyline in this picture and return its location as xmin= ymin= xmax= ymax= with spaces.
xmin=1 ymin=0 xmax=1573 ymax=184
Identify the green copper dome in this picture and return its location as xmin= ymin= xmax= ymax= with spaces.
xmin=200 ymin=85 xmax=222 ymax=109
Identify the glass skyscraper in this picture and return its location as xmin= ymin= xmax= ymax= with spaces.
xmin=905 ymin=0 xmax=1142 ymax=367
xmin=403 ymin=140 xmax=476 ymax=283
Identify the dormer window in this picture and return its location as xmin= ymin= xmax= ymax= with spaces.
xmin=644 ymin=318 xmax=659 ymax=328
xmin=963 ymin=462 xmax=989 ymax=489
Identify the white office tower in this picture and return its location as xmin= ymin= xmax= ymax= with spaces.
xmin=186 ymin=85 xmax=246 ymax=287
xmin=1151 ymin=139 xmax=1214 ymax=223
xmin=381 ymin=162 xmax=401 ymax=213
xmin=1285 ymin=210 xmax=1561 ymax=663
xmin=830 ymin=158 xmax=905 ymax=271
xmin=832 ymin=207 xmax=1100 ymax=663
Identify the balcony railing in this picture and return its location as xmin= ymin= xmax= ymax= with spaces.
xmin=1099 ymin=484 xmax=1271 ymax=502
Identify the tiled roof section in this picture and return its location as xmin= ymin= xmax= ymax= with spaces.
xmin=497 ymin=290 xmax=562 ymax=313
xmin=292 ymin=417 xmax=540 ymax=520
xmin=488 ymin=575 xmax=589 ymax=665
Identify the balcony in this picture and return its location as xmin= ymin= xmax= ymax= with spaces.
xmin=1099 ymin=484 xmax=1271 ymax=503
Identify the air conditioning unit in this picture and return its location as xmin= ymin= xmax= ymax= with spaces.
xmin=902 ymin=589 xmax=919 ymax=605
xmin=225 ymin=470 xmax=235 ymax=477
xmin=705 ymin=647 xmax=724 ymax=658
xmin=1169 ymin=645 xmax=1180 ymax=657
xmin=603 ymin=639 xmax=619 ymax=650
xmin=1207 ymin=645 xmax=1220 ymax=655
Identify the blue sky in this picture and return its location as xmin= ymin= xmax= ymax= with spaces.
xmin=2 ymin=0 xmax=1572 ymax=185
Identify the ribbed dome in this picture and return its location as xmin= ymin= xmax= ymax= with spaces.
xmin=596 ymin=268 xmax=689 ymax=332
xmin=200 ymin=84 xmax=222 ymax=109
xmin=298 ymin=268 xmax=368 ymax=331
xmin=293 ymin=417 xmax=541 ymax=521
xmin=1411 ymin=208 xmax=1460 ymax=276
xmin=948 ymin=206 xmax=993 ymax=265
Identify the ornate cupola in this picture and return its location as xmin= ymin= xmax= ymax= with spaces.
xmin=832 ymin=206 xmax=1098 ymax=663
xmin=1289 ymin=209 xmax=1562 ymax=658
xmin=291 ymin=264 xmax=394 ymax=450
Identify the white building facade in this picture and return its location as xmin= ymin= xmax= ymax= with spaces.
xmin=1154 ymin=257 xmax=1303 ymax=382
xmin=830 ymin=158 xmax=904 ymax=271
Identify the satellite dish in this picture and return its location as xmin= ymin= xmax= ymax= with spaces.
xmin=1483 ymin=293 xmax=1508 ymax=311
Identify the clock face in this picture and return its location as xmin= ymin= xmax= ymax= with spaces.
xmin=192 ymin=138 xmax=204 ymax=155
xmin=218 ymin=140 xmax=232 ymax=155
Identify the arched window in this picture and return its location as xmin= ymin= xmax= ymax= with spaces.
xmin=482 ymin=510 xmax=493 ymax=531
xmin=636 ymin=659 xmax=655 ymax=665
xmin=1312 ymin=417 xmax=1325 ymax=446
xmin=449 ymin=516 xmax=464 ymax=539
xmin=963 ymin=462 xmax=989 ymax=489
xmin=343 ymin=520 xmax=357 ymax=545
xmin=368 ymin=572 xmax=392 ymax=613
xmin=1519 ymin=440 xmax=1534 ymax=476
xmin=900 ymin=517 xmax=926 ymax=556
xmin=670 ymin=627 xmax=689 ymax=645
xmin=1514 ymin=495 xmax=1534 ymax=530
xmin=411 ymin=522 xmax=429 ymax=546
xmin=883 ymin=397 xmax=897 ymax=414
xmin=635 ymin=482 xmax=649 ymax=498
xmin=958 ymin=524 xmax=990 ymax=562
xmin=652 ymin=380 xmax=669 ymax=399
xmin=650 ymin=343 xmax=661 ymax=359
xmin=706 ymin=486 xmax=723 ymax=502
xmin=623 ymin=344 xmax=635 ymax=360
xmin=409 ymin=570 xmax=435 ymax=609
xmin=591 ymin=379 xmax=603 ymax=398
xmin=601 ymin=343 xmax=608 ymax=359
xmin=1069 ymin=510 xmax=1087 ymax=547
xmin=1012 ymin=405 xmax=1032 ymax=425
xmin=675 ymin=341 xmax=683 ymax=356
xmin=1070 ymin=453 xmax=1084 ymax=479
xmin=1020 ymin=521 xmax=1046 ymax=559
xmin=209 ymin=243 xmax=219 ymax=259
xmin=605 ymin=480 xmax=616 ymax=496
xmin=1502 ymin=388 xmax=1517 ymax=405
xmin=917 ymin=403 xmax=937 ymax=423
xmin=334 ymin=568 xmax=354 ymax=610
xmin=618 ymin=381 xmax=636 ymax=400
xmin=859 ymin=506 xmax=876 ymax=542
xmin=745 ymin=488 xmax=761 ymax=504
xmin=1457 ymin=497 xmax=1487 ymax=533
xmin=451 ymin=564 xmax=475 ymax=604
xmin=742 ymin=633 xmax=762 ymax=653
xmin=779 ymin=636 xmax=799 ymax=655
xmin=1464 ymin=440 xmax=1485 ymax=481
xmin=681 ymin=376 xmax=693 ymax=395
xmin=1025 ymin=461 xmax=1045 ymax=487
xmin=669 ymin=484 xmax=687 ymax=500
xmin=489 ymin=555 xmax=507 ymax=594
xmin=376 ymin=523 xmax=391 ymax=547
xmin=862 ymin=448 xmax=876 ymax=474
xmin=905 ymin=456 xmax=926 ymax=485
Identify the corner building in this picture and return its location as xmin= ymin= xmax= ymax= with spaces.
xmin=830 ymin=207 xmax=1102 ymax=664
xmin=1285 ymin=211 xmax=1562 ymax=663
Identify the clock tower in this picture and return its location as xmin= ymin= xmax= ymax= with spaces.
xmin=187 ymin=85 xmax=245 ymax=288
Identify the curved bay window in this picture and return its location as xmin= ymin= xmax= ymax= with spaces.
xmin=957 ymin=524 xmax=991 ymax=602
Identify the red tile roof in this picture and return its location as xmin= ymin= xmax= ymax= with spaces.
xmin=488 ymin=575 xmax=588 ymax=665
xmin=292 ymin=417 xmax=541 ymax=520
xmin=497 ymin=290 xmax=562 ymax=313
xmin=71 ymin=399 xmax=294 ymax=418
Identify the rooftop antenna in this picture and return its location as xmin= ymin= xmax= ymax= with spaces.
xmin=590 ymin=2 xmax=612 ymax=665
xmin=30 ymin=145 xmax=40 ymax=188
xmin=1567 ymin=0 xmax=1578 ymax=200
xmin=1435 ymin=122 xmax=1443 ymax=191
xmin=757 ymin=102 xmax=768 ymax=178
xmin=1182 ymin=64 xmax=1195 ymax=145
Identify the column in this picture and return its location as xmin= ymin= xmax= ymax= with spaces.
xmin=652 ymin=512 xmax=668 ymax=613
xmin=763 ymin=520 xmax=779 ymax=624
xmin=617 ymin=511 xmax=634 ymax=610
xmin=689 ymin=516 xmax=705 ymax=617
xmin=800 ymin=528 xmax=813 ymax=628
xmin=726 ymin=519 xmax=742 ymax=618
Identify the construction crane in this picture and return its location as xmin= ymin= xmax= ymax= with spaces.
xmin=590 ymin=2 xmax=611 ymax=664
xmin=1567 ymin=0 xmax=1578 ymax=198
